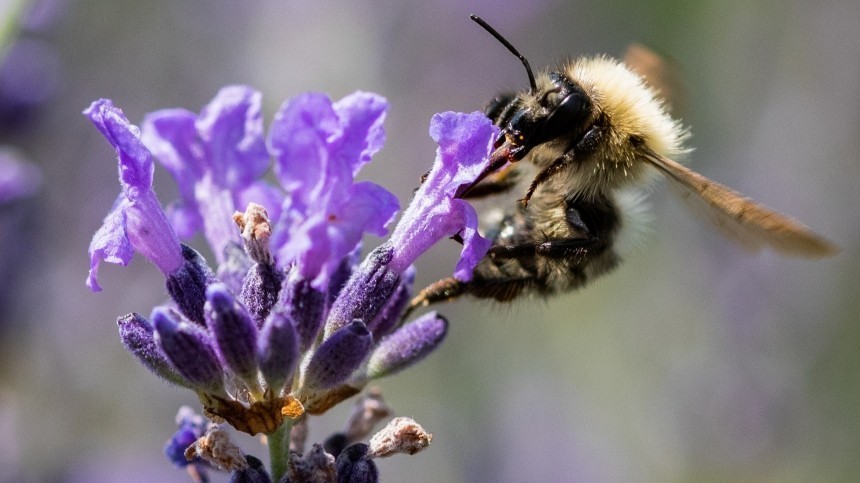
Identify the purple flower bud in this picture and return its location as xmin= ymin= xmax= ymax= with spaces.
xmin=166 ymin=244 xmax=217 ymax=326
xmin=205 ymin=283 xmax=259 ymax=383
xmin=281 ymin=272 xmax=329 ymax=351
xmin=335 ymin=444 xmax=378 ymax=483
xmin=366 ymin=312 xmax=448 ymax=380
xmin=153 ymin=307 xmax=224 ymax=394
xmin=256 ymin=310 xmax=299 ymax=392
xmin=325 ymin=245 xmax=399 ymax=339
xmin=241 ymin=263 xmax=285 ymax=328
xmin=229 ymin=455 xmax=272 ymax=483
xmin=366 ymin=266 xmax=415 ymax=338
xmin=84 ymin=99 xmax=184 ymax=292
xmin=117 ymin=312 xmax=188 ymax=387
xmin=305 ymin=320 xmax=373 ymax=389
xmin=387 ymin=111 xmax=497 ymax=281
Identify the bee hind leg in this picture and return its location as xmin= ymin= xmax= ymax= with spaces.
xmin=402 ymin=277 xmax=468 ymax=321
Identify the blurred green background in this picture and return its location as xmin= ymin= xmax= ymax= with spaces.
xmin=1 ymin=0 xmax=858 ymax=481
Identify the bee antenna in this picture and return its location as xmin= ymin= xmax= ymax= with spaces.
xmin=470 ymin=14 xmax=537 ymax=94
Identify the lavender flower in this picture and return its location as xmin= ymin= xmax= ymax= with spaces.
xmin=86 ymin=88 xmax=497 ymax=481
xmin=267 ymin=92 xmax=399 ymax=289
xmin=141 ymin=86 xmax=273 ymax=264
xmin=386 ymin=111 xmax=497 ymax=280
xmin=84 ymin=99 xmax=184 ymax=292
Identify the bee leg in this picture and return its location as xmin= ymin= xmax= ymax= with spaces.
xmin=520 ymin=153 xmax=574 ymax=207
xmin=403 ymin=277 xmax=467 ymax=320
xmin=488 ymin=237 xmax=599 ymax=260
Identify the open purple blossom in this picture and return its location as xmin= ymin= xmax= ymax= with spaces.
xmin=387 ymin=111 xmax=497 ymax=280
xmin=268 ymin=92 xmax=399 ymax=289
xmin=86 ymin=89 xmax=490 ymax=481
xmin=84 ymin=99 xmax=184 ymax=292
xmin=141 ymin=86 xmax=276 ymax=264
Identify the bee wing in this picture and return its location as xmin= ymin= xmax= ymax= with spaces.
xmin=643 ymin=150 xmax=839 ymax=258
xmin=623 ymin=43 xmax=684 ymax=115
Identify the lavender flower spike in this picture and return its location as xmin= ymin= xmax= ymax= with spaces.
xmin=387 ymin=111 xmax=497 ymax=281
xmin=84 ymin=99 xmax=184 ymax=291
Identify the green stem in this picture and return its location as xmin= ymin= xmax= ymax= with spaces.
xmin=268 ymin=419 xmax=293 ymax=482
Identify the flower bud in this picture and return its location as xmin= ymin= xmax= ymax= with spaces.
xmin=281 ymin=272 xmax=328 ymax=351
xmin=305 ymin=320 xmax=373 ymax=389
xmin=205 ymin=283 xmax=259 ymax=384
xmin=166 ymin=244 xmax=217 ymax=325
xmin=153 ymin=307 xmax=224 ymax=394
xmin=325 ymin=245 xmax=399 ymax=339
xmin=117 ymin=312 xmax=188 ymax=387
xmin=256 ymin=310 xmax=299 ymax=392
xmin=366 ymin=312 xmax=447 ymax=380
xmin=366 ymin=266 xmax=414 ymax=338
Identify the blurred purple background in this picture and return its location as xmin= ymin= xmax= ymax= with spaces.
xmin=1 ymin=0 xmax=859 ymax=481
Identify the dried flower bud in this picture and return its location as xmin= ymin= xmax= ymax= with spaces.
xmin=287 ymin=443 xmax=336 ymax=483
xmin=368 ymin=417 xmax=432 ymax=458
xmin=185 ymin=426 xmax=248 ymax=472
xmin=342 ymin=388 xmax=392 ymax=443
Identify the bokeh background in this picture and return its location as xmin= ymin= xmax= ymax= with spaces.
xmin=1 ymin=0 xmax=859 ymax=481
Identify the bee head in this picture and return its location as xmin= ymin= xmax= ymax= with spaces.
xmin=504 ymin=73 xmax=594 ymax=160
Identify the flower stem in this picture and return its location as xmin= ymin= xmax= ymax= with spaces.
xmin=268 ymin=419 xmax=293 ymax=482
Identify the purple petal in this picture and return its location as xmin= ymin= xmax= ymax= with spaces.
xmin=87 ymin=197 xmax=133 ymax=292
xmin=196 ymin=86 xmax=269 ymax=189
xmin=332 ymin=92 xmax=388 ymax=175
xmin=84 ymin=99 xmax=153 ymax=194
xmin=140 ymin=108 xmax=203 ymax=193
xmin=85 ymin=100 xmax=184 ymax=290
xmin=268 ymin=92 xmax=338 ymax=197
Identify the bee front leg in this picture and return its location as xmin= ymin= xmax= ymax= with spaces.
xmin=489 ymin=237 xmax=599 ymax=259
xmin=520 ymin=153 xmax=574 ymax=207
